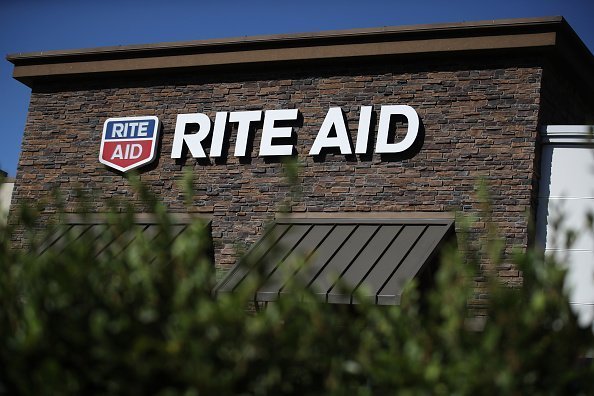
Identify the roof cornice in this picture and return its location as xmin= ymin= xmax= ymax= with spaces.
xmin=7 ymin=16 xmax=594 ymax=88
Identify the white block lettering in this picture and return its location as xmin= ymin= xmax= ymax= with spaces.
xmin=309 ymin=107 xmax=352 ymax=155
xmin=355 ymin=106 xmax=373 ymax=154
xmin=210 ymin=112 xmax=228 ymax=158
xmin=230 ymin=110 xmax=262 ymax=157
xmin=112 ymin=123 xmax=124 ymax=138
xmin=171 ymin=113 xmax=212 ymax=158
xmin=111 ymin=144 xmax=123 ymax=160
xmin=129 ymin=144 xmax=142 ymax=159
xmin=375 ymin=105 xmax=419 ymax=154
xmin=260 ymin=109 xmax=298 ymax=156
xmin=137 ymin=122 xmax=149 ymax=137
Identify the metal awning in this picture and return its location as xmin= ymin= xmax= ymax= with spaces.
xmin=215 ymin=214 xmax=455 ymax=305
xmin=38 ymin=213 xmax=211 ymax=260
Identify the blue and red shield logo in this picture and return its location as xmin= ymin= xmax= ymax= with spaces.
xmin=99 ymin=116 xmax=160 ymax=172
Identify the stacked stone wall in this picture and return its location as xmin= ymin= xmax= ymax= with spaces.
xmin=13 ymin=57 xmax=544 ymax=285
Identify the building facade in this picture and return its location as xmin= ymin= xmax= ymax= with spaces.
xmin=7 ymin=17 xmax=594 ymax=321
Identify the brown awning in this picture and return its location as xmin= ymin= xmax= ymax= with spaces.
xmin=215 ymin=214 xmax=455 ymax=305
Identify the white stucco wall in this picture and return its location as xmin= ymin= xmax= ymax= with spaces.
xmin=0 ymin=179 xmax=14 ymax=225
xmin=537 ymin=125 xmax=594 ymax=328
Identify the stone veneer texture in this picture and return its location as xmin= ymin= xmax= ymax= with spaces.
xmin=14 ymin=57 xmax=544 ymax=285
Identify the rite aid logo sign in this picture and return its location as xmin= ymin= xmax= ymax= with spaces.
xmin=100 ymin=105 xmax=421 ymax=172
xmin=99 ymin=116 xmax=160 ymax=172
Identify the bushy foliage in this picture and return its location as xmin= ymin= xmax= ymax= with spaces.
xmin=1 ymin=182 xmax=593 ymax=395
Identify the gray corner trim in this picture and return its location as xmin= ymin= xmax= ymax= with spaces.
xmin=540 ymin=125 xmax=594 ymax=144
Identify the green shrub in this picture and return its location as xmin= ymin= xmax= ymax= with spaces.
xmin=1 ymin=185 xmax=593 ymax=395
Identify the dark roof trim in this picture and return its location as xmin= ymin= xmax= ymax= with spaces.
xmin=6 ymin=16 xmax=566 ymax=60
xmin=7 ymin=17 xmax=594 ymax=88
